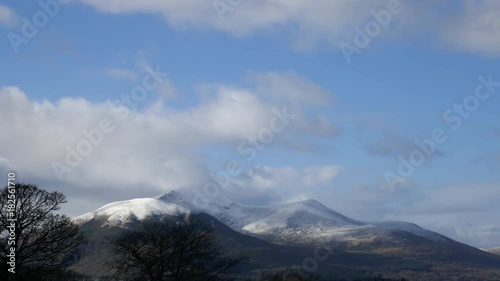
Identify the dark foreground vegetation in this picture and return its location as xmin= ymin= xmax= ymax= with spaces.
xmin=111 ymin=215 xmax=246 ymax=280
xmin=2 ymin=183 xmax=499 ymax=281
xmin=244 ymin=271 xmax=408 ymax=281
xmin=0 ymin=183 xmax=83 ymax=281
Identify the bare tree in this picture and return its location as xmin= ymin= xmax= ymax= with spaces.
xmin=0 ymin=183 xmax=84 ymax=281
xmin=112 ymin=215 xmax=246 ymax=281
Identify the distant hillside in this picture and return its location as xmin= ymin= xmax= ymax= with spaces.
xmin=72 ymin=191 xmax=500 ymax=281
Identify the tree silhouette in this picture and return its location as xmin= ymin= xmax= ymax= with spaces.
xmin=112 ymin=215 xmax=246 ymax=281
xmin=0 ymin=183 xmax=84 ymax=281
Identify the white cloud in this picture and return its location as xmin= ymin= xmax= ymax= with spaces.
xmin=78 ymin=0 xmax=500 ymax=57
xmin=0 ymin=5 xmax=19 ymax=27
xmin=155 ymin=79 xmax=176 ymax=99
xmin=0 ymin=87 xmax=251 ymax=190
xmin=438 ymin=0 xmax=500 ymax=58
xmin=0 ymin=71 xmax=338 ymax=213
xmin=106 ymin=68 xmax=139 ymax=80
xmin=78 ymin=0 xmax=394 ymax=49
xmin=232 ymin=165 xmax=343 ymax=203
xmin=244 ymin=71 xmax=331 ymax=107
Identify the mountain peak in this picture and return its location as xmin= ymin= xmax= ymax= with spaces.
xmin=157 ymin=190 xmax=183 ymax=202
xmin=296 ymin=198 xmax=326 ymax=208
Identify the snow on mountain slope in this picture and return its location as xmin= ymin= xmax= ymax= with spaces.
xmin=154 ymin=191 xmax=371 ymax=241
xmin=225 ymin=199 xmax=365 ymax=240
xmin=486 ymin=247 xmax=500 ymax=255
xmin=73 ymin=190 xmax=446 ymax=243
xmin=73 ymin=197 xmax=191 ymax=226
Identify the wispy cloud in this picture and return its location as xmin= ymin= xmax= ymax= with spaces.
xmin=231 ymin=165 xmax=344 ymax=204
xmin=106 ymin=68 xmax=139 ymax=81
xmin=437 ymin=0 xmax=500 ymax=58
xmin=79 ymin=0 xmax=500 ymax=57
xmin=364 ymin=130 xmax=446 ymax=160
xmin=0 ymin=5 xmax=19 ymax=27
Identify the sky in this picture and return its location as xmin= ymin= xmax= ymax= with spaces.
xmin=0 ymin=0 xmax=499 ymax=248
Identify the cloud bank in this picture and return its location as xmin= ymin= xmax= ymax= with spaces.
xmin=78 ymin=0 xmax=500 ymax=57
xmin=0 ymin=71 xmax=339 ymax=212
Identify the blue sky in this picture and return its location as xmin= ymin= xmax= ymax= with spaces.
xmin=1 ymin=0 xmax=499 ymax=248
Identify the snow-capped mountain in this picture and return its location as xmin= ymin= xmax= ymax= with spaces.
xmin=73 ymin=190 xmax=500 ymax=280
xmin=74 ymin=190 xmax=445 ymax=245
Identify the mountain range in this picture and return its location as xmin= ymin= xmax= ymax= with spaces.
xmin=72 ymin=190 xmax=500 ymax=280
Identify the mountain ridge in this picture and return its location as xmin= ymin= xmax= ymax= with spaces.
xmin=72 ymin=189 xmax=500 ymax=280
xmin=74 ymin=189 xmax=446 ymax=245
